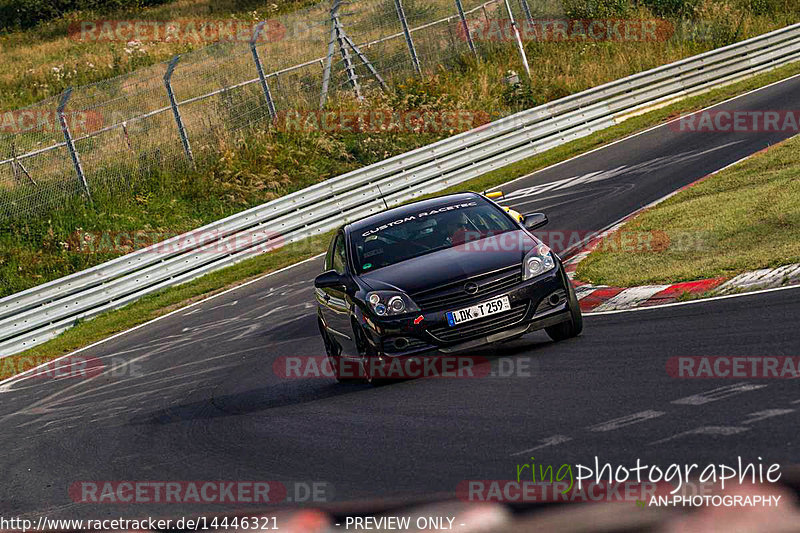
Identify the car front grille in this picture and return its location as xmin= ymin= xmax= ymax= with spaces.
xmin=426 ymin=301 xmax=529 ymax=343
xmin=411 ymin=265 xmax=522 ymax=312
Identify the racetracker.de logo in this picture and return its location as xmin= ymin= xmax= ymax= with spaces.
xmin=0 ymin=110 xmax=103 ymax=134
xmin=460 ymin=19 xmax=674 ymax=42
xmin=457 ymin=480 xmax=674 ymax=503
xmin=671 ymin=110 xmax=800 ymax=133
xmin=69 ymin=481 xmax=287 ymax=504
xmin=274 ymin=110 xmax=493 ymax=134
xmin=274 ymin=355 xmax=495 ymax=380
xmin=667 ymin=357 xmax=800 ymax=379
xmin=68 ymin=19 xmax=287 ymax=43
xmin=68 ymin=228 xmax=284 ymax=255
xmin=0 ymin=355 xmax=105 ymax=380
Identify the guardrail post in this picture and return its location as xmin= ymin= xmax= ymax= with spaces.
xmin=57 ymin=88 xmax=91 ymax=202
xmin=163 ymin=56 xmax=195 ymax=167
xmin=394 ymin=0 xmax=422 ymax=76
xmin=518 ymin=0 xmax=534 ymax=25
xmin=250 ymin=21 xmax=278 ymax=123
xmin=503 ymin=0 xmax=531 ymax=79
xmin=455 ymin=0 xmax=477 ymax=57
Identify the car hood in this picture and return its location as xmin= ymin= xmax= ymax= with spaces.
xmin=359 ymin=230 xmax=536 ymax=294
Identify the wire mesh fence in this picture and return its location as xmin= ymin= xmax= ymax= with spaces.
xmin=0 ymin=0 xmax=536 ymax=220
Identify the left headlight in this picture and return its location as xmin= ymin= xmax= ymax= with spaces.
xmin=523 ymin=243 xmax=556 ymax=280
xmin=366 ymin=291 xmax=420 ymax=317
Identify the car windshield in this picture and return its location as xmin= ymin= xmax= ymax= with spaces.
xmin=351 ymin=200 xmax=517 ymax=272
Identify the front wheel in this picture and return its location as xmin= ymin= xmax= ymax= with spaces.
xmin=319 ymin=319 xmax=358 ymax=383
xmin=545 ymin=281 xmax=583 ymax=342
xmin=353 ymin=322 xmax=388 ymax=386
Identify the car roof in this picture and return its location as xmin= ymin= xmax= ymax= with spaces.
xmin=345 ymin=192 xmax=484 ymax=235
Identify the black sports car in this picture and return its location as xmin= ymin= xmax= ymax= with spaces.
xmin=314 ymin=192 xmax=582 ymax=384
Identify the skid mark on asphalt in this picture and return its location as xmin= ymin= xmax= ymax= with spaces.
xmin=741 ymin=409 xmax=796 ymax=424
xmin=587 ymin=410 xmax=666 ymax=432
xmin=504 ymin=141 xmax=744 ymax=204
xmin=510 ymin=435 xmax=573 ymax=456
xmin=184 ymin=300 xmax=238 ymax=316
xmin=671 ymin=383 xmax=768 ymax=406
xmin=648 ymin=426 xmax=751 ymax=445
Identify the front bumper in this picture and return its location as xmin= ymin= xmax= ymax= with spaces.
xmin=360 ymin=265 xmax=572 ymax=357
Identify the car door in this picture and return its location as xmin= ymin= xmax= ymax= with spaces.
xmin=319 ymin=232 xmax=357 ymax=356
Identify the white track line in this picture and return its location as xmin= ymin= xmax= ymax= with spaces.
xmin=585 ymin=283 xmax=800 ymax=317
xmin=0 ymin=253 xmax=324 ymax=391
xmin=488 ymin=71 xmax=800 ymax=193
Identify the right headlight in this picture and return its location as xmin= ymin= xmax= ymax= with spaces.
xmin=366 ymin=291 xmax=420 ymax=317
xmin=523 ymin=243 xmax=556 ymax=280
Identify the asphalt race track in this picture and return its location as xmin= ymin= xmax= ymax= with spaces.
xmin=1 ymin=75 xmax=799 ymax=520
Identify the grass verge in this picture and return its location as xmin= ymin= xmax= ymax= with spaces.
xmin=2 ymin=60 xmax=800 ymax=380
xmin=576 ymin=132 xmax=800 ymax=287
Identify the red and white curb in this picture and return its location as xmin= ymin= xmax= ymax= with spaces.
xmin=564 ymin=226 xmax=800 ymax=313
xmin=566 ymin=246 xmax=800 ymax=313
xmin=557 ymin=142 xmax=800 ymax=313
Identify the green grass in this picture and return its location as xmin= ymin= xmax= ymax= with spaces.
xmin=3 ymin=60 xmax=800 ymax=380
xmin=576 ymin=133 xmax=800 ymax=287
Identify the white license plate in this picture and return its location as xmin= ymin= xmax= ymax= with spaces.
xmin=447 ymin=295 xmax=511 ymax=326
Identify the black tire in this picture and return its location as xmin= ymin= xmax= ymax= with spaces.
xmin=545 ymin=281 xmax=583 ymax=342
xmin=319 ymin=318 xmax=358 ymax=383
xmin=353 ymin=322 xmax=388 ymax=386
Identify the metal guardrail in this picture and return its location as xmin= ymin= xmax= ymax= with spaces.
xmin=1 ymin=23 xmax=799 ymax=358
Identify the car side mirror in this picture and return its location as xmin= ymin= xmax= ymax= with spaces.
xmin=523 ymin=213 xmax=548 ymax=230
xmin=314 ymin=270 xmax=346 ymax=290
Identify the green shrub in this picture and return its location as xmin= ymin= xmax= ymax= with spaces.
xmin=639 ymin=0 xmax=700 ymax=17
xmin=561 ymin=0 xmax=632 ymax=19
xmin=0 ymin=0 xmax=171 ymax=31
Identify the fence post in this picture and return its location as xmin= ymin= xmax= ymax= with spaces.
xmin=518 ymin=0 xmax=534 ymax=25
xmin=163 ymin=55 xmax=195 ymax=167
xmin=57 ymin=88 xmax=91 ymax=201
xmin=455 ymin=0 xmax=477 ymax=57
xmin=394 ymin=0 xmax=422 ymax=76
xmin=332 ymin=1 xmax=362 ymax=100
xmin=320 ymin=8 xmax=338 ymax=109
xmin=250 ymin=21 xmax=278 ymax=123
xmin=503 ymin=0 xmax=531 ymax=78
